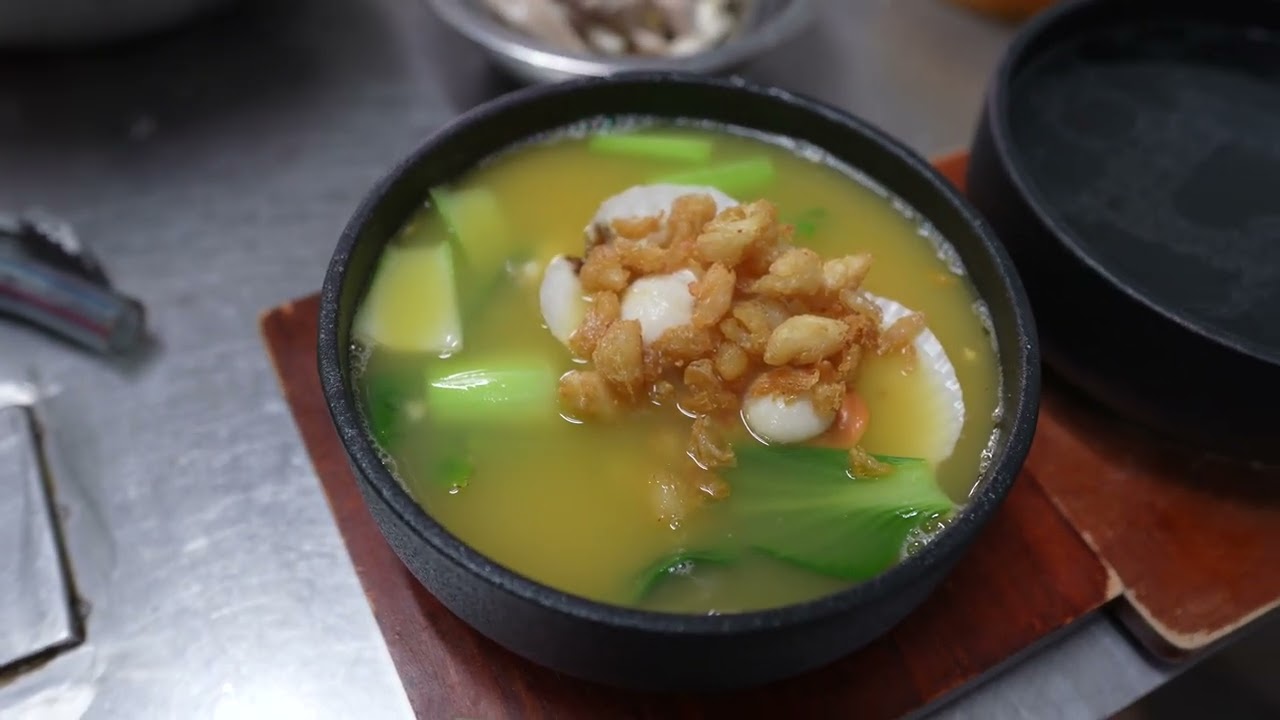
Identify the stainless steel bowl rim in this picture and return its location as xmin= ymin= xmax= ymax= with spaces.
xmin=426 ymin=0 xmax=814 ymax=77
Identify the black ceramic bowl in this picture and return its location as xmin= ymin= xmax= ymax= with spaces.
xmin=968 ymin=0 xmax=1280 ymax=462
xmin=318 ymin=73 xmax=1040 ymax=692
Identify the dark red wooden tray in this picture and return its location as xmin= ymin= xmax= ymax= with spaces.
xmin=1026 ymin=361 xmax=1280 ymax=661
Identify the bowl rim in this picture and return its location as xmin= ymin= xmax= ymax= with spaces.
xmin=981 ymin=0 xmax=1280 ymax=368
xmin=318 ymin=71 xmax=1040 ymax=636
xmin=424 ymin=0 xmax=814 ymax=77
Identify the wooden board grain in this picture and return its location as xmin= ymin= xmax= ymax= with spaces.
xmin=1029 ymin=387 xmax=1280 ymax=660
xmin=260 ymin=292 xmax=1113 ymax=720
xmin=938 ymin=151 xmax=1280 ymax=661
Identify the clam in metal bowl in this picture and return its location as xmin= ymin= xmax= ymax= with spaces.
xmin=425 ymin=0 xmax=813 ymax=84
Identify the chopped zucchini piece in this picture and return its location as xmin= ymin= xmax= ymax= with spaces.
xmin=353 ymin=242 xmax=462 ymax=355
xmin=430 ymin=186 xmax=508 ymax=287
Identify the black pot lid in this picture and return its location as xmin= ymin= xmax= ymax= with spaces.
xmin=1007 ymin=2 xmax=1280 ymax=365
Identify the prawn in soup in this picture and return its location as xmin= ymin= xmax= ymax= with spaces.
xmin=351 ymin=123 xmax=1001 ymax=613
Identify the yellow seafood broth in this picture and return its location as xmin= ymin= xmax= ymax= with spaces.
xmin=353 ymin=124 xmax=1000 ymax=613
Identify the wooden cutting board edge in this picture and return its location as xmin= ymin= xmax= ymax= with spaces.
xmin=1116 ymin=587 xmax=1280 ymax=664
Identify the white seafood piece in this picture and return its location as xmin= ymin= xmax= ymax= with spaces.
xmin=620 ymin=269 xmax=697 ymax=344
xmin=542 ymin=183 xmax=733 ymax=348
xmin=584 ymin=25 xmax=628 ymax=55
xmin=539 ymin=254 xmax=588 ymax=345
xmin=667 ymin=0 xmax=737 ymax=56
xmin=866 ymin=292 xmax=966 ymax=464
xmin=481 ymin=0 xmax=588 ymax=52
xmin=653 ymin=0 xmax=696 ymax=35
xmin=742 ymin=386 xmax=838 ymax=445
xmin=741 ymin=294 xmax=967 ymax=456
xmin=587 ymin=183 xmax=738 ymax=245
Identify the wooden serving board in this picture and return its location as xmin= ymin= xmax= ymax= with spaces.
xmin=936 ymin=152 xmax=1280 ymax=661
xmin=260 ymin=297 xmax=1112 ymax=713
xmin=1028 ymin=386 xmax=1280 ymax=660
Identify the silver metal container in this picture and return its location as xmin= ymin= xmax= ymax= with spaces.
xmin=425 ymin=0 xmax=813 ymax=84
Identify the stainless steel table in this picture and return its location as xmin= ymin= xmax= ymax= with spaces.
xmin=0 ymin=0 xmax=1172 ymax=717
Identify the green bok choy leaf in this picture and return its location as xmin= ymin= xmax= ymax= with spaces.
xmin=723 ymin=446 xmax=954 ymax=582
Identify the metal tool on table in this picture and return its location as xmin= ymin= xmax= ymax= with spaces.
xmin=0 ymin=404 xmax=84 ymax=675
xmin=0 ymin=212 xmax=147 ymax=355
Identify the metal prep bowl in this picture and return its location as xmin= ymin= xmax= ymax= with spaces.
xmin=424 ymin=0 xmax=813 ymax=84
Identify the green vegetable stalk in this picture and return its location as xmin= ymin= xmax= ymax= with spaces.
xmin=424 ymin=357 xmax=558 ymax=426
xmin=653 ymin=156 xmax=776 ymax=198
xmin=589 ymin=132 xmax=715 ymax=164
xmin=633 ymin=548 xmax=737 ymax=602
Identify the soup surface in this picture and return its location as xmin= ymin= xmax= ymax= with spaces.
xmin=353 ymin=122 xmax=1001 ymax=613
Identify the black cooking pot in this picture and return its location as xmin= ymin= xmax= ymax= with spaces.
xmin=317 ymin=73 xmax=1040 ymax=692
xmin=967 ymin=0 xmax=1280 ymax=462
